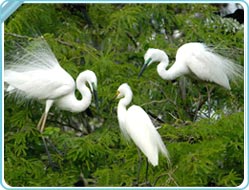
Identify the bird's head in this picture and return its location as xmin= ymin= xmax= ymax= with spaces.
xmin=84 ymin=70 xmax=97 ymax=92
xmin=138 ymin=48 xmax=168 ymax=77
xmin=116 ymin=83 xmax=131 ymax=99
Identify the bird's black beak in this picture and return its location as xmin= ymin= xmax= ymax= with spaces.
xmin=138 ymin=58 xmax=152 ymax=78
xmin=91 ymin=83 xmax=99 ymax=111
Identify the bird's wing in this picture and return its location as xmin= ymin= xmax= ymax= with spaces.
xmin=125 ymin=105 xmax=170 ymax=166
xmin=183 ymin=43 xmax=243 ymax=89
xmin=4 ymin=37 xmax=76 ymax=100
xmin=4 ymin=68 xmax=75 ymax=100
xmin=5 ymin=37 xmax=61 ymax=72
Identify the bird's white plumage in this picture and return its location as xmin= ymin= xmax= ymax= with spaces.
xmin=142 ymin=42 xmax=243 ymax=90
xmin=126 ymin=105 xmax=170 ymax=166
xmin=5 ymin=68 xmax=75 ymax=100
xmin=4 ymin=38 xmax=75 ymax=100
xmin=116 ymin=83 xmax=170 ymax=166
xmin=4 ymin=37 xmax=98 ymax=132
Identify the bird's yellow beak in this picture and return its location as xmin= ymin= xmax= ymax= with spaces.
xmin=109 ymin=90 xmax=120 ymax=103
xmin=115 ymin=91 xmax=120 ymax=99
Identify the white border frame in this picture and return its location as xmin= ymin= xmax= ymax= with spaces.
xmin=0 ymin=1 xmax=248 ymax=189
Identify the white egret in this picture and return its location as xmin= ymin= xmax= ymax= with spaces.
xmin=4 ymin=38 xmax=98 ymax=133
xmin=139 ymin=42 xmax=243 ymax=89
xmin=138 ymin=43 xmax=243 ymax=118
xmin=116 ymin=83 xmax=170 ymax=184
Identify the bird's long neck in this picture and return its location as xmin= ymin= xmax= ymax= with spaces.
xmin=56 ymin=73 xmax=92 ymax=113
xmin=157 ymin=58 xmax=178 ymax=81
xmin=117 ymin=90 xmax=132 ymax=126
xmin=75 ymin=82 xmax=92 ymax=111
xmin=117 ymin=90 xmax=133 ymax=138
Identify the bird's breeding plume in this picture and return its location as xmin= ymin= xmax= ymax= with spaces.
xmin=4 ymin=37 xmax=98 ymax=133
xmin=139 ymin=42 xmax=243 ymax=90
xmin=116 ymin=83 xmax=170 ymax=167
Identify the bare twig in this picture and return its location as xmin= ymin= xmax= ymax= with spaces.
xmin=55 ymin=38 xmax=74 ymax=48
xmin=47 ymin=118 xmax=83 ymax=133
xmin=5 ymin=32 xmax=33 ymax=39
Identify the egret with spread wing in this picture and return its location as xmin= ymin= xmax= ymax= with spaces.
xmin=4 ymin=38 xmax=98 ymax=133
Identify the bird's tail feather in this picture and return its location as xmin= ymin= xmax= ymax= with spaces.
xmin=206 ymin=46 xmax=244 ymax=85
xmin=224 ymin=58 xmax=244 ymax=83
xmin=156 ymin=134 xmax=171 ymax=166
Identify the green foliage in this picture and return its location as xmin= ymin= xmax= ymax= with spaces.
xmin=4 ymin=3 xmax=244 ymax=187
xmin=165 ymin=112 xmax=244 ymax=186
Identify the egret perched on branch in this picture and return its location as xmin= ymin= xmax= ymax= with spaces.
xmin=116 ymin=83 xmax=170 ymax=184
xmin=139 ymin=42 xmax=243 ymax=89
xmin=138 ymin=43 xmax=243 ymax=118
xmin=4 ymin=37 xmax=98 ymax=133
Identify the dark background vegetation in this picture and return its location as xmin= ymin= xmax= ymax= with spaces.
xmin=4 ymin=3 xmax=244 ymax=187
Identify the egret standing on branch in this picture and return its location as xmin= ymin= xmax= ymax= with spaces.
xmin=4 ymin=37 xmax=98 ymax=133
xmin=138 ymin=43 xmax=243 ymax=118
xmin=139 ymin=42 xmax=243 ymax=90
xmin=116 ymin=83 xmax=170 ymax=185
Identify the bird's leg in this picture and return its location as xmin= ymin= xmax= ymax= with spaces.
xmin=40 ymin=132 xmax=61 ymax=170
xmin=41 ymin=136 xmax=51 ymax=160
xmin=37 ymin=113 xmax=45 ymax=131
xmin=134 ymin=147 xmax=142 ymax=186
xmin=179 ymin=77 xmax=187 ymax=102
xmin=206 ymin=85 xmax=214 ymax=119
xmin=38 ymin=100 xmax=58 ymax=169
xmin=193 ymin=93 xmax=203 ymax=121
xmin=46 ymin=138 xmax=64 ymax=156
xmin=38 ymin=112 xmax=55 ymax=168
xmin=145 ymin=158 xmax=151 ymax=186
xmin=37 ymin=112 xmax=54 ymax=167
xmin=206 ymin=86 xmax=211 ymax=118
xmin=39 ymin=100 xmax=54 ymax=133
xmin=41 ymin=136 xmax=55 ymax=168
xmin=37 ymin=113 xmax=54 ymax=166
xmin=40 ymin=112 xmax=48 ymax=133
xmin=42 ymin=137 xmax=59 ymax=170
